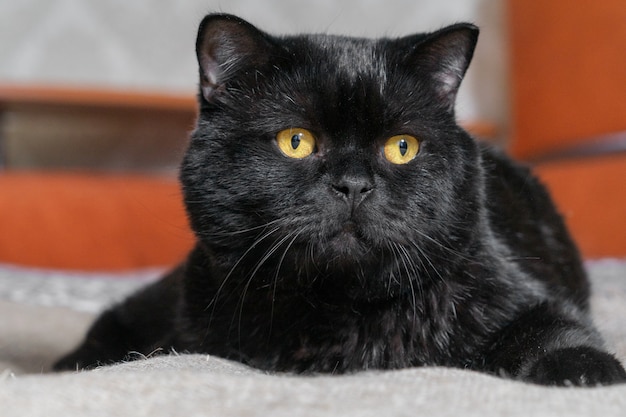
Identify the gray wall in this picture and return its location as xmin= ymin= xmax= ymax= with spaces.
xmin=0 ymin=0 xmax=508 ymax=128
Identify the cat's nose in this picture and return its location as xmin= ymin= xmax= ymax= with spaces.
xmin=331 ymin=176 xmax=374 ymax=209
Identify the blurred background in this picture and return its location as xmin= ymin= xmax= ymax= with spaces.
xmin=0 ymin=0 xmax=507 ymax=128
xmin=0 ymin=0 xmax=624 ymax=270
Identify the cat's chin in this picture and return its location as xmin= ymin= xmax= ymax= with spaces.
xmin=329 ymin=232 xmax=363 ymax=256
xmin=323 ymin=223 xmax=373 ymax=267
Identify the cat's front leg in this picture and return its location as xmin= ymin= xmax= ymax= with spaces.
xmin=482 ymin=302 xmax=626 ymax=386
xmin=53 ymin=265 xmax=184 ymax=371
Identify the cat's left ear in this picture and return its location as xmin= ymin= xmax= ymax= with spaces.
xmin=407 ymin=24 xmax=479 ymax=111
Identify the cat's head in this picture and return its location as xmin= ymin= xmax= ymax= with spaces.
xmin=181 ymin=14 xmax=482 ymax=299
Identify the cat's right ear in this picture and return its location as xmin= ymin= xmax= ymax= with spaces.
xmin=196 ymin=14 xmax=276 ymax=103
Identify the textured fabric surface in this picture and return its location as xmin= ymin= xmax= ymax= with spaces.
xmin=1 ymin=260 xmax=626 ymax=416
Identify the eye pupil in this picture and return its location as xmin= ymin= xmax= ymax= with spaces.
xmin=291 ymin=134 xmax=301 ymax=149
xmin=277 ymin=128 xmax=315 ymax=159
xmin=398 ymin=139 xmax=408 ymax=156
xmin=383 ymin=134 xmax=419 ymax=164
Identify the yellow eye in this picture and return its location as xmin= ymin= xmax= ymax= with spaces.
xmin=383 ymin=135 xmax=420 ymax=164
xmin=276 ymin=128 xmax=316 ymax=159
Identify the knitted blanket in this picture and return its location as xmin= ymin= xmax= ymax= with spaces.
xmin=1 ymin=260 xmax=625 ymax=416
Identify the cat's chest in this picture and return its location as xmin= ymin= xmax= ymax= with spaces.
xmin=199 ymin=294 xmax=472 ymax=373
xmin=271 ymin=308 xmax=431 ymax=372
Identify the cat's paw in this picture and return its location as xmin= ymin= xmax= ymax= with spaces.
xmin=52 ymin=352 xmax=91 ymax=372
xmin=52 ymin=339 xmax=129 ymax=371
xmin=52 ymin=345 xmax=107 ymax=371
xmin=524 ymin=347 xmax=626 ymax=386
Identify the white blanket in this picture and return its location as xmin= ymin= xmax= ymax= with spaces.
xmin=1 ymin=260 xmax=626 ymax=416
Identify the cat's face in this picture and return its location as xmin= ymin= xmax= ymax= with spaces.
xmin=181 ymin=14 xmax=481 ymax=299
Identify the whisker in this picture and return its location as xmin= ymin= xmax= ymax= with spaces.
xmin=386 ymin=242 xmax=402 ymax=294
xmin=394 ymin=242 xmax=420 ymax=322
xmin=408 ymin=238 xmax=445 ymax=285
xmin=208 ymin=218 xmax=285 ymax=237
xmin=412 ymin=228 xmax=476 ymax=263
xmin=203 ymin=223 xmax=284 ymax=341
xmin=269 ymin=230 xmax=302 ymax=337
xmin=234 ymin=229 xmax=300 ymax=348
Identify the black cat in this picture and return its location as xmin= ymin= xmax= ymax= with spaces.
xmin=54 ymin=13 xmax=626 ymax=386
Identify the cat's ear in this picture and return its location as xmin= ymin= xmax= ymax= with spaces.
xmin=195 ymin=14 xmax=276 ymax=102
xmin=407 ymin=24 xmax=479 ymax=110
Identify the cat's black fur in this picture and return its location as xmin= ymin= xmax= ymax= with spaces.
xmin=54 ymin=14 xmax=626 ymax=386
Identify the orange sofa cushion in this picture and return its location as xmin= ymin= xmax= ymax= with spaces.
xmin=1 ymin=157 xmax=624 ymax=271
xmin=534 ymin=154 xmax=626 ymax=259
xmin=0 ymin=172 xmax=194 ymax=270
xmin=508 ymin=0 xmax=626 ymax=160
